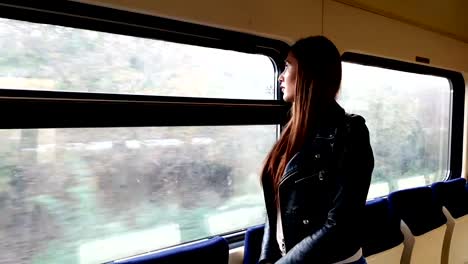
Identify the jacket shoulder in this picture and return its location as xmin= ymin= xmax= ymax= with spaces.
xmin=343 ymin=113 xmax=370 ymax=139
xmin=344 ymin=113 xmax=366 ymax=125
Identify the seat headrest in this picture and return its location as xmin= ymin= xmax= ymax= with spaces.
xmin=388 ymin=186 xmax=445 ymax=236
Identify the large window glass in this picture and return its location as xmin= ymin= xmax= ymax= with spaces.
xmin=0 ymin=18 xmax=275 ymax=99
xmin=338 ymin=62 xmax=451 ymax=199
xmin=0 ymin=126 xmax=275 ymax=263
xmin=0 ymin=11 xmax=281 ymax=264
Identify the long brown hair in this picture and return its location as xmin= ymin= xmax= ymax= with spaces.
xmin=261 ymin=36 xmax=342 ymax=206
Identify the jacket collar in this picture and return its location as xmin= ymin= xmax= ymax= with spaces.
xmin=315 ymin=100 xmax=346 ymax=128
xmin=281 ymin=101 xmax=345 ymax=179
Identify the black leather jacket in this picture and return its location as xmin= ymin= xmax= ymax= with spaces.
xmin=259 ymin=102 xmax=374 ymax=264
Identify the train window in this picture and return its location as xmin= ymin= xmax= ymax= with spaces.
xmin=0 ymin=17 xmax=275 ymax=99
xmin=338 ymin=62 xmax=452 ymax=199
xmin=0 ymin=2 xmax=289 ymax=263
xmin=0 ymin=125 xmax=275 ymax=263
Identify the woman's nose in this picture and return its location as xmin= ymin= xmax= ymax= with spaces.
xmin=278 ymin=72 xmax=284 ymax=82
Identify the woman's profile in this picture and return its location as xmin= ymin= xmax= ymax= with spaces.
xmin=258 ymin=36 xmax=374 ymax=264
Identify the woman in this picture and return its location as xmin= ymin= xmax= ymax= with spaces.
xmin=258 ymin=36 xmax=374 ymax=264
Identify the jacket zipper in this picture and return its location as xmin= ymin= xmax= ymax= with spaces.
xmin=279 ymin=170 xmax=298 ymax=186
xmin=293 ymin=173 xmax=320 ymax=184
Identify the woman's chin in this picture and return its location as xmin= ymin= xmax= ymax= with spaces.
xmin=283 ymin=95 xmax=293 ymax=103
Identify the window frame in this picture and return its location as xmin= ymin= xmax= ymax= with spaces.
xmin=341 ymin=52 xmax=465 ymax=181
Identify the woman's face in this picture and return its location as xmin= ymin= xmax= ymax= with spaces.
xmin=278 ymin=53 xmax=297 ymax=103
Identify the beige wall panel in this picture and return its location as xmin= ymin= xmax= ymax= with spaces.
xmin=335 ymin=0 xmax=468 ymax=43
xmin=323 ymin=0 xmax=468 ymax=73
xmin=73 ymin=0 xmax=323 ymax=43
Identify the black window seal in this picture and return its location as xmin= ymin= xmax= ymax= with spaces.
xmin=0 ymin=89 xmax=288 ymax=128
xmin=341 ymin=52 xmax=465 ymax=181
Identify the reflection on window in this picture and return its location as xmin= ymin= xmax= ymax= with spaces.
xmin=338 ymin=62 xmax=451 ymax=199
xmin=0 ymin=126 xmax=275 ymax=263
xmin=0 ymin=18 xmax=275 ymax=99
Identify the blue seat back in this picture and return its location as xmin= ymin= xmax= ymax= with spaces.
xmin=388 ymin=186 xmax=445 ymax=236
xmin=115 ymin=236 xmax=229 ymax=264
xmin=432 ymin=178 xmax=468 ymax=219
xmin=362 ymin=198 xmax=404 ymax=257
xmin=243 ymin=224 xmax=264 ymax=264
xmin=463 ymin=179 xmax=468 ymax=205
